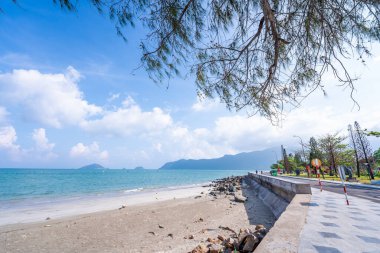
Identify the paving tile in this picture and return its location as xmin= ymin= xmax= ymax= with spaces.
xmin=322 ymin=215 xmax=337 ymax=219
xmin=350 ymin=217 xmax=367 ymax=221
xmin=353 ymin=225 xmax=378 ymax=231
xmin=313 ymin=245 xmax=342 ymax=253
xmin=299 ymin=188 xmax=380 ymax=253
xmin=357 ymin=236 xmax=380 ymax=243
xmin=321 ymin=222 xmax=339 ymax=227
xmin=319 ymin=232 xmax=342 ymax=239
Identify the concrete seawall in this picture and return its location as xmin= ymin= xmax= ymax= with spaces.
xmin=245 ymin=173 xmax=312 ymax=253
xmin=247 ymin=173 xmax=311 ymax=201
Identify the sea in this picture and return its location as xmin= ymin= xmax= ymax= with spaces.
xmin=0 ymin=169 xmax=253 ymax=225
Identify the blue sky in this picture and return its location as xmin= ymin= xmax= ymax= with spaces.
xmin=1 ymin=1 xmax=380 ymax=168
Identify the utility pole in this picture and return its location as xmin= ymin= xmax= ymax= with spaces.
xmin=348 ymin=124 xmax=360 ymax=177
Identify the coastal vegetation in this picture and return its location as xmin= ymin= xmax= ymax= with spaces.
xmin=272 ymin=121 xmax=380 ymax=182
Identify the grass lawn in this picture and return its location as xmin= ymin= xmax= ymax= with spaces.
xmin=282 ymin=172 xmax=380 ymax=184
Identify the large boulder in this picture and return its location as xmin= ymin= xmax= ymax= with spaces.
xmin=242 ymin=234 xmax=259 ymax=252
xmin=234 ymin=195 xmax=247 ymax=203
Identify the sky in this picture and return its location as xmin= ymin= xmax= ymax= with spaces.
xmin=0 ymin=1 xmax=380 ymax=169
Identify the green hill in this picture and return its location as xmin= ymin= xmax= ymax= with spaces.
xmin=159 ymin=148 xmax=276 ymax=170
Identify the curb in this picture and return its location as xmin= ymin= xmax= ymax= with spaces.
xmin=281 ymin=175 xmax=380 ymax=190
xmin=255 ymin=194 xmax=311 ymax=253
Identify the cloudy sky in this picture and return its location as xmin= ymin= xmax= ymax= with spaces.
xmin=0 ymin=1 xmax=380 ymax=168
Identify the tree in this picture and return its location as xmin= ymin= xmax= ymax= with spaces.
xmin=308 ymin=137 xmax=322 ymax=163
xmin=4 ymin=0 xmax=380 ymax=121
xmin=308 ymin=137 xmax=324 ymax=177
xmin=365 ymin=130 xmax=380 ymax=138
xmin=374 ymin=148 xmax=380 ymax=164
xmin=318 ymin=133 xmax=347 ymax=176
xmin=338 ymin=149 xmax=356 ymax=168
xmin=354 ymin=121 xmax=375 ymax=179
xmin=348 ymin=124 xmax=361 ymax=177
xmin=270 ymin=163 xmax=283 ymax=170
xmin=294 ymin=151 xmax=303 ymax=166
xmin=281 ymin=145 xmax=290 ymax=173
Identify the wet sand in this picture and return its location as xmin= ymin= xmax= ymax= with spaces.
xmin=0 ymin=182 xmax=276 ymax=253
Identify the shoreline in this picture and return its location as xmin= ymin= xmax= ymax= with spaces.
xmin=0 ymin=183 xmax=210 ymax=227
xmin=0 ymin=177 xmax=276 ymax=253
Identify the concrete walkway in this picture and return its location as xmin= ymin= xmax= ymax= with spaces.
xmin=298 ymin=188 xmax=380 ymax=253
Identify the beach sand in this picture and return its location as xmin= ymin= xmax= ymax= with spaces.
xmin=0 ymin=183 xmax=275 ymax=253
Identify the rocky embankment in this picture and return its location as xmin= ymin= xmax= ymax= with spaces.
xmin=188 ymin=176 xmax=268 ymax=253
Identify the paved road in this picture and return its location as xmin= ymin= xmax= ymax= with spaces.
xmin=282 ymin=176 xmax=380 ymax=204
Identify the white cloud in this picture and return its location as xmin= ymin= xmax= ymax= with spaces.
xmin=191 ymin=97 xmax=219 ymax=112
xmin=0 ymin=67 xmax=102 ymax=128
xmin=206 ymin=105 xmax=380 ymax=153
xmin=81 ymin=96 xmax=172 ymax=137
xmin=32 ymin=128 xmax=55 ymax=151
xmin=107 ymin=93 xmax=120 ymax=102
xmin=0 ymin=126 xmax=23 ymax=160
xmin=32 ymin=128 xmax=57 ymax=160
xmin=0 ymin=126 xmax=59 ymax=162
xmin=70 ymin=142 xmax=109 ymax=161
xmin=0 ymin=106 xmax=8 ymax=123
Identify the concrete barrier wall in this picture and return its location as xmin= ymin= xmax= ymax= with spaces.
xmin=244 ymin=174 xmax=312 ymax=253
xmin=247 ymin=173 xmax=311 ymax=202
xmin=244 ymin=176 xmax=289 ymax=219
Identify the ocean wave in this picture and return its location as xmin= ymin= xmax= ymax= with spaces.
xmin=123 ymin=188 xmax=144 ymax=193
xmin=166 ymin=182 xmax=211 ymax=190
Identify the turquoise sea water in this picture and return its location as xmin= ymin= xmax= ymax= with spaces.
xmin=0 ymin=169 xmax=252 ymax=202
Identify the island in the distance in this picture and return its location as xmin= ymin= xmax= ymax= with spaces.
xmin=78 ymin=163 xmax=106 ymax=170
xmin=133 ymin=166 xmax=146 ymax=170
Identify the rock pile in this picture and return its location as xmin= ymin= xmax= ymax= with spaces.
xmin=209 ymin=176 xmax=244 ymax=198
xmin=189 ymin=225 xmax=267 ymax=253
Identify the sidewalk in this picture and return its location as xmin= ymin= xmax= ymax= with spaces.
xmin=283 ymin=175 xmax=380 ymax=190
xmin=298 ymin=188 xmax=380 ymax=253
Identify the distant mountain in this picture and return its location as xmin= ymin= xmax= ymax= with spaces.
xmin=159 ymin=148 xmax=277 ymax=170
xmin=133 ymin=166 xmax=146 ymax=170
xmin=78 ymin=163 xmax=106 ymax=170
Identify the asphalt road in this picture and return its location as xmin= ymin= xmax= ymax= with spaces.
xmin=282 ymin=176 xmax=380 ymax=204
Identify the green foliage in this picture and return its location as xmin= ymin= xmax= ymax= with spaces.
xmin=365 ymin=130 xmax=380 ymax=137
xmin=287 ymin=156 xmax=298 ymax=172
xmin=5 ymin=0 xmax=380 ymax=121
xmin=318 ymin=133 xmax=348 ymax=168
xmin=270 ymin=163 xmax=283 ymax=170
xmin=309 ymin=137 xmax=323 ymax=162
xmin=374 ymin=148 xmax=380 ymax=163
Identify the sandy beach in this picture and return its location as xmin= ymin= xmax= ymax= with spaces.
xmin=0 ymin=181 xmax=275 ymax=253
